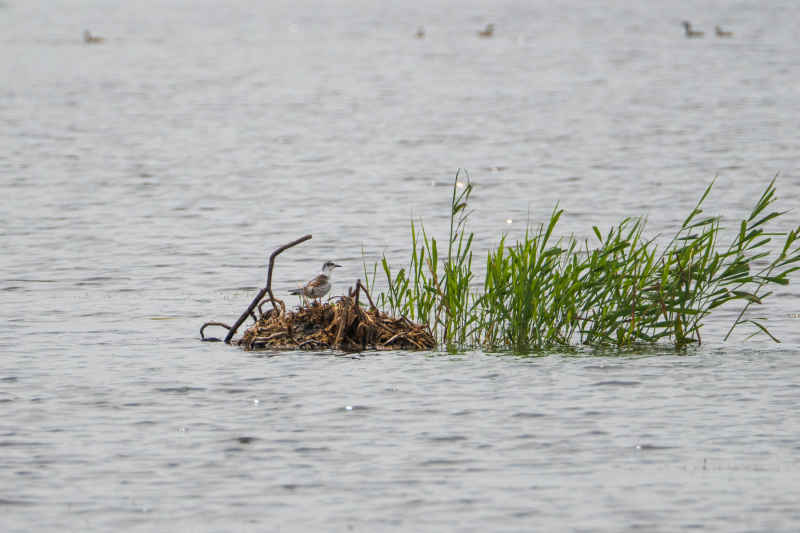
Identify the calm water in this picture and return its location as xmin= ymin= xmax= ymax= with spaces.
xmin=2 ymin=0 xmax=800 ymax=531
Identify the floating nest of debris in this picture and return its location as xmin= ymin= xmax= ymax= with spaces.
xmin=200 ymin=235 xmax=436 ymax=353
xmin=238 ymin=296 xmax=435 ymax=352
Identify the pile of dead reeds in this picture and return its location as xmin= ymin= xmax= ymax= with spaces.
xmin=200 ymin=235 xmax=435 ymax=352
xmin=238 ymin=295 xmax=435 ymax=352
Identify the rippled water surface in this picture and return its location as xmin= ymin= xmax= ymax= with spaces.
xmin=2 ymin=0 xmax=800 ymax=531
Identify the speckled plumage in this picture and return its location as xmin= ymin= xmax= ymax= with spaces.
xmin=289 ymin=261 xmax=341 ymax=300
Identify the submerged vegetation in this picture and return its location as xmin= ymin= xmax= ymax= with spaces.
xmin=374 ymin=171 xmax=800 ymax=352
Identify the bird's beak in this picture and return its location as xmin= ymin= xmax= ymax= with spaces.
xmin=333 ymin=263 xmax=342 ymax=268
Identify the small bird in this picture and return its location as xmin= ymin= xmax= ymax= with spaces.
xmin=682 ymin=21 xmax=704 ymax=38
xmin=415 ymin=26 xmax=425 ymax=39
xmin=83 ymin=30 xmax=104 ymax=44
xmin=478 ymin=24 xmax=494 ymax=38
xmin=715 ymin=26 xmax=733 ymax=38
xmin=289 ymin=261 xmax=341 ymax=303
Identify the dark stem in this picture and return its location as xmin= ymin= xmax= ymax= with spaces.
xmin=224 ymin=289 xmax=267 ymax=345
xmin=201 ymin=321 xmax=231 ymax=341
xmin=266 ymin=234 xmax=313 ymax=313
xmin=356 ymin=279 xmax=377 ymax=309
xmin=224 ymin=234 xmax=312 ymax=344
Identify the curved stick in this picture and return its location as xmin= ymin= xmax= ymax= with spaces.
xmin=258 ymin=300 xmax=273 ymax=318
xmin=266 ymin=234 xmax=312 ymax=313
xmin=201 ymin=321 xmax=231 ymax=341
xmin=257 ymin=300 xmax=278 ymax=318
xmin=224 ymin=234 xmax=312 ymax=344
xmin=258 ymin=299 xmax=285 ymax=318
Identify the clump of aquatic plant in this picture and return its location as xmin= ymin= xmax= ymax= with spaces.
xmin=374 ymin=171 xmax=800 ymax=352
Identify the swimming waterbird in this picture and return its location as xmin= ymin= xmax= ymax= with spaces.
xmin=83 ymin=30 xmax=104 ymax=43
xmin=715 ymin=26 xmax=733 ymax=37
xmin=289 ymin=261 xmax=342 ymax=302
xmin=682 ymin=21 xmax=704 ymax=38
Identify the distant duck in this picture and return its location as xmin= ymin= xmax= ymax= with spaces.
xmin=478 ymin=24 xmax=494 ymax=38
xmin=415 ymin=26 xmax=425 ymax=39
xmin=715 ymin=25 xmax=733 ymax=38
xmin=83 ymin=30 xmax=104 ymax=44
xmin=682 ymin=21 xmax=704 ymax=38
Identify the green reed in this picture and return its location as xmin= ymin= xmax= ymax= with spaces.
xmin=374 ymin=172 xmax=800 ymax=352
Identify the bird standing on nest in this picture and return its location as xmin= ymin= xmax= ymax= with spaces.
xmin=289 ymin=261 xmax=341 ymax=304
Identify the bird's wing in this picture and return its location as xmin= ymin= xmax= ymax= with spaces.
xmin=306 ymin=274 xmax=328 ymax=289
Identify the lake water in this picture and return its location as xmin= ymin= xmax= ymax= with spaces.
xmin=2 ymin=0 xmax=800 ymax=531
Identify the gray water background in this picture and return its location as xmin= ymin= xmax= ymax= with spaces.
xmin=2 ymin=0 xmax=800 ymax=531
